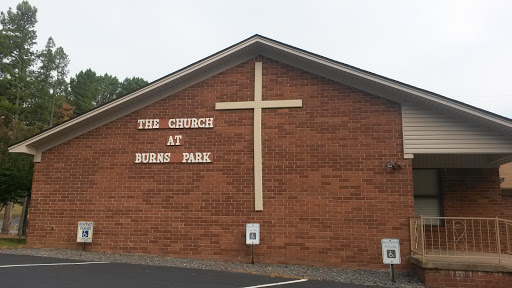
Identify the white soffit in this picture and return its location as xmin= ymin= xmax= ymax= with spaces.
xmin=9 ymin=35 xmax=512 ymax=159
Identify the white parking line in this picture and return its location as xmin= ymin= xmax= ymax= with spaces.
xmin=0 ymin=261 xmax=109 ymax=268
xmin=242 ymin=279 xmax=308 ymax=288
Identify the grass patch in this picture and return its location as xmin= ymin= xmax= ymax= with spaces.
xmin=11 ymin=204 xmax=23 ymax=219
xmin=0 ymin=238 xmax=26 ymax=248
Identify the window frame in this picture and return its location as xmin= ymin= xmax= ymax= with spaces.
xmin=413 ymin=168 xmax=444 ymax=226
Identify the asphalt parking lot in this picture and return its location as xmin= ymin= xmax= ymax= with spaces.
xmin=0 ymin=254 xmax=377 ymax=288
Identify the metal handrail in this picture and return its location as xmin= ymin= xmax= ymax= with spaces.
xmin=410 ymin=216 xmax=512 ymax=267
xmin=409 ymin=216 xmax=512 ymax=222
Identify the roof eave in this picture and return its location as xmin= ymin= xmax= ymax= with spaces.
xmin=9 ymin=34 xmax=512 ymax=159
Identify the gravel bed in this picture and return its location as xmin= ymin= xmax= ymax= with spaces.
xmin=0 ymin=248 xmax=424 ymax=287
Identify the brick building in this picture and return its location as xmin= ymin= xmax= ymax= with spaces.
xmin=9 ymin=35 xmax=512 ymax=287
xmin=499 ymin=163 xmax=512 ymax=220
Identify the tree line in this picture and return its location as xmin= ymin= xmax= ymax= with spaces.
xmin=0 ymin=1 xmax=148 ymax=235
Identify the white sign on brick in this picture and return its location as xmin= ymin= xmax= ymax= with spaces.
xmin=77 ymin=221 xmax=94 ymax=243
xmin=246 ymin=223 xmax=260 ymax=245
xmin=381 ymin=238 xmax=400 ymax=264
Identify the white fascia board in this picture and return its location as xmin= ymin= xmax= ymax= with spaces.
xmin=259 ymin=40 xmax=512 ymax=129
xmin=8 ymin=38 xmax=261 ymax=154
xmin=8 ymin=36 xmax=512 ymax=156
xmin=8 ymin=144 xmax=36 ymax=155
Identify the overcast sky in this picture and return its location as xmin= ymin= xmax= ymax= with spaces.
xmin=2 ymin=0 xmax=511 ymax=117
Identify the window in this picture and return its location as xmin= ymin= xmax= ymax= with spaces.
xmin=413 ymin=169 xmax=443 ymax=224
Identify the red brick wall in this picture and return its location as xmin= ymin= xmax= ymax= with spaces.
xmin=441 ymin=168 xmax=503 ymax=218
xmin=28 ymin=57 xmax=414 ymax=269
xmin=420 ymin=169 xmax=505 ymax=253
xmin=422 ymin=269 xmax=512 ymax=288
xmin=499 ymin=163 xmax=512 ymax=219
xmin=503 ymin=194 xmax=512 ymax=219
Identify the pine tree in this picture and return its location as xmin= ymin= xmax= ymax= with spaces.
xmin=117 ymin=77 xmax=148 ymax=97
xmin=0 ymin=0 xmax=38 ymax=122
xmin=0 ymin=0 xmax=38 ymax=235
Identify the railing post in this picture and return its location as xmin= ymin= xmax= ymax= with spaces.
xmin=496 ymin=217 xmax=501 ymax=266
xmin=420 ymin=215 xmax=425 ymax=263
xmin=409 ymin=218 xmax=414 ymax=255
xmin=507 ymin=222 xmax=510 ymax=254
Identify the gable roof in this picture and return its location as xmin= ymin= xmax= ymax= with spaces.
xmin=9 ymin=34 xmax=512 ymax=162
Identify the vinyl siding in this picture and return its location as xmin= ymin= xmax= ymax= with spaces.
xmin=402 ymin=104 xmax=512 ymax=154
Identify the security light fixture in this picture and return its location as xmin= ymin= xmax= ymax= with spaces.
xmin=385 ymin=162 xmax=401 ymax=170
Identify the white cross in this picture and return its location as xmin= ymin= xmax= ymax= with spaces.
xmin=215 ymin=62 xmax=302 ymax=211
